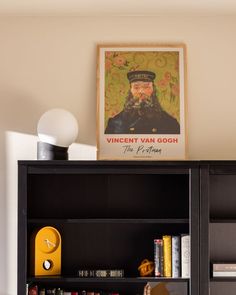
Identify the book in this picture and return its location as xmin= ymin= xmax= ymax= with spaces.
xmin=29 ymin=285 xmax=38 ymax=295
xmin=77 ymin=269 xmax=124 ymax=278
xmin=154 ymin=239 xmax=164 ymax=276
xmin=212 ymin=262 xmax=236 ymax=277
xmin=181 ymin=234 xmax=190 ymax=278
xmin=213 ymin=271 xmax=236 ymax=277
xmin=163 ymin=235 xmax=172 ymax=277
xmin=213 ymin=263 xmax=236 ymax=272
xmin=172 ymin=236 xmax=180 ymax=278
xmin=46 ymin=289 xmax=56 ymax=295
xmin=27 ymin=282 xmax=37 ymax=294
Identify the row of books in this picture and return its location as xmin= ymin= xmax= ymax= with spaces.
xmin=154 ymin=234 xmax=190 ymax=278
xmin=28 ymin=286 xmax=119 ymax=295
xmin=77 ymin=269 xmax=124 ymax=278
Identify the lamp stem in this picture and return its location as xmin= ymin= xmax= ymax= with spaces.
xmin=37 ymin=142 xmax=68 ymax=160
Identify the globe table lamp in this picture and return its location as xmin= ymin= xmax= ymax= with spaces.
xmin=37 ymin=108 xmax=79 ymax=160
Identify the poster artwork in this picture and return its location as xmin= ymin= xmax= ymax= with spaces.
xmin=97 ymin=45 xmax=187 ymax=160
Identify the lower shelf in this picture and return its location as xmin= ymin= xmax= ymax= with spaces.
xmin=27 ymin=276 xmax=189 ymax=295
xmin=211 ymin=277 xmax=236 ymax=282
xmin=210 ymin=281 xmax=236 ymax=295
xmin=28 ymin=276 xmax=189 ymax=283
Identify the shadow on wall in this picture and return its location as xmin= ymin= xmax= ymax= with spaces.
xmin=0 ymin=87 xmax=45 ymax=295
xmin=0 ymin=86 xmax=96 ymax=294
xmin=0 ymin=85 xmax=43 ymax=295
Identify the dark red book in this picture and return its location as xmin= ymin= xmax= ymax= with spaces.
xmin=29 ymin=285 xmax=38 ymax=295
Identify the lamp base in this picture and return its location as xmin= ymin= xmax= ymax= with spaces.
xmin=37 ymin=142 xmax=68 ymax=160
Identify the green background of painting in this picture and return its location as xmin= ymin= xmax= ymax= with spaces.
xmin=104 ymin=51 xmax=180 ymax=129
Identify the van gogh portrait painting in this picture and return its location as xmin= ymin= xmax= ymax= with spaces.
xmin=97 ymin=44 xmax=187 ymax=160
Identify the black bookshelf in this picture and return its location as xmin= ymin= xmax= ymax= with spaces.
xmin=18 ymin=161 xmax=200 ymax=295
xmin=200 ymin=161 xmax=236 ymax=295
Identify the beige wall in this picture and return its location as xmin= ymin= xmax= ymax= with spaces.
xmin=1 ymin=16 xmax=236 ymax=159
xmin=0 ymin=15 xmax=236 ymax=294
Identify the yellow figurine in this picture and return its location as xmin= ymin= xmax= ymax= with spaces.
xmin=138 ymin=259 xmax=154 ymax=277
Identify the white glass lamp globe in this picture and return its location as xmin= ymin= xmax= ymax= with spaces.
xmin=37 ymin=108 xmax=79 ymax=148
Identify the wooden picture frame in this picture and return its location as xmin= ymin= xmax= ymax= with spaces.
xmin=97 ymin=44 xmax=187 ymax=160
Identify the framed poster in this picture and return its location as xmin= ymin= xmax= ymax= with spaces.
xmin=97 ymin=44 xmax=187 ymax=160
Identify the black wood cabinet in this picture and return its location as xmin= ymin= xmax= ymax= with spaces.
xmin=18 ymin=161 xmax=200 ymax=295
xmin=200 ymin=161 xmax=236 ymax=295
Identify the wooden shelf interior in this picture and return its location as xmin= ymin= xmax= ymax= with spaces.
xmin=27 ymin=173 xmax=189 ymax=219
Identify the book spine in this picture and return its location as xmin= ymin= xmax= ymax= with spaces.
xmin=181 ymin=234 xmax=190 ymax=278
xmin=172 ymin=236 xmax=180 ymax=278
xmin=29 ymin=285 xmax=38 ymax=295
xmin=213 ymin=264 xmax=236 ymax=271
xmin=77 ymin=269 xmax=124 ymax=278
xmin=163 ymin=235 xmax=172 ymax=277
xmin=213 ymin=271 xmax=236 ymax=277
xmin=109 ymin=270 xmax=124 ymax=277
xmin=154 ymin=239 xmax=163 ymax=276
xmin=46 ymin=290 xmax=56 ymax=295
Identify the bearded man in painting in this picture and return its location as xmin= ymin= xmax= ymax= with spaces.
xmin=105 ymin=70 xmax=180 ymax=134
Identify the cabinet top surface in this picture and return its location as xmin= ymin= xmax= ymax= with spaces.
xmin=19 ymin=160 xmax=198 ymax=166
xmin=18 ymin=160 xmax=201 ymax=174
xmin=18 ymin=160 xmax=236 ymax=167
